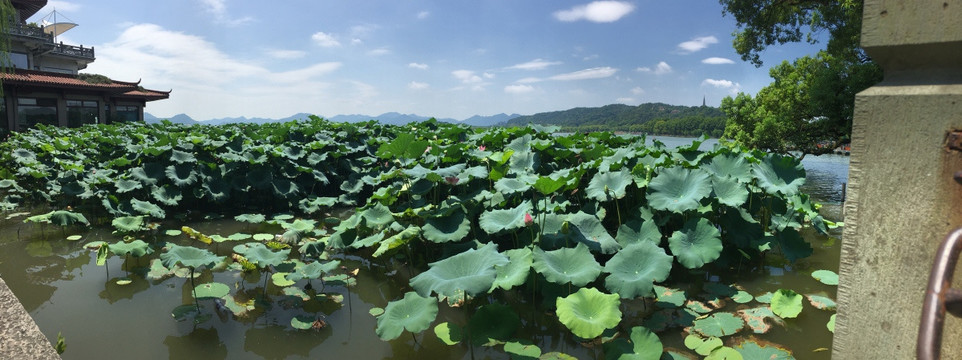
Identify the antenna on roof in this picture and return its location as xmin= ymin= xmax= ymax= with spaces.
xmin=40 ymin=9 xmax=77 ymax=41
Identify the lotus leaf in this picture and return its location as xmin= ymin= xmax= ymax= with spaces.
xmin=733 ymin=338 xmax=794 ymax=360
xmin=668 ymin=218 xmax=723 ymax=269
xmin=509 ymin=151 xmax=538 ymax=173
xmin=109 ymin=239 xmax=152 ymax=257
xmin=737 ymin=306 xmax=784 ymax=334
xmin=504 ymin=341 xmax=541 ymax=359
xmin=131 ymin=199 xmax=165 ymax=218
xmin=290 ymin=315 xmax=315 ymax=330
xmin=494 ymin=177 xmax=531 ymax=195
xmin=770 ymin=289 xmax=803 ymax=318
xmin=478 ymin=201 xmax=533 ymax=234
xmin=686 ymin=300 xmax=712 ymax=314
xmin=131 ymin=163 xmax=166 ymax=187
xmin=556 ymin=287 xmax=622 ymax=339
xmin=654 ymin=285 xmax=686 ymax=308
xmin=648 ymin=167 xmax=711 ymax=213
xmin=615 ymin=219 xmax=661 ymax=247
xmin=610 ymin=326 xmax=663 ymax=360
xmin=692 ymin=312 xmax=745 ymax=337
xmin=585 ymin=169 xmax=632 ymax=201
xmin=194 ymin=282 xmax=230 ymax=299
xmin=271 ymin=272 xmax=295 ymax=287
xmin=539 ymin=352 xmax=578 ymax=360
xmin=272 ymin=179 xmax=300 ymax=198
xmin=161 ymin=244 xmax=226 ymax=269
xmin=705 ymin=346 xmax=742 ymax=360
xmin=685 ymin=335 xmax=723 ymax=356
xmin=151 ymin=185 xmax=183 ymax=206
xmin=203 ymin=178 xmax=231 ymax=201
xmin=170 ymin=149 xmax=196 ymax=164
xmin=828 ymin=314 xmax=836 ymax=333
xmin=432 ymin=322 xmax=462 ymax=345
xmin=359 ymin=202 xmax=394 ymax=229
xmin=490 ymin=247 xmax=533 ymax=291
xmin=466 ymin=303 xmax=520 ymax=345
xmin=375 ymin=291 xmax=438 ymax=341
xmin=811 ymin=270 xmax=839 ymax=285
xmin=252 ymin=233 xmax=274 ymax=241
xmin=422 ymin=210 xmax=471 ymax=243
xmin=171 ymin=304 xmax=199 ymax=322
xmin=66 ymin=235 xmax=82 ymax=241
xmin=369 ymin=307 xmax=384 ymax=317
xmin=711 ymin=177 xmax=748 ymax=207
xmin=376 ymin=132 xmax=429 ymax=159
xmin=532 ymin=243 xmax=602 ymax=286
xmin=732 ymin=291 xmax=754 ymax=304
xmin=286 ymin=260 xmax=340 ymax=282
xmin=534 ymin=176 xmax=566 ymax=195
xmin=115 ymin=179 xmax=143 ymax=193
xmin=298 ymin=197 xmax=337 ymax=214
xmin=48 ymin=210 xmax=89 ymax=226
xmin=373 ymin=226 xmax=420 ymax=257
xmin=235 ymin=213 xmax=265 ymax=224
xmin=112 ymin=215 xmax=145 ymax=233
xmin=776 ymin=228 xmax=812 ymax=262
xmin=233 ymin=242 xmax=290 ymax=268
xmin=602 ymin=241 xmax=672 ymax=299
xmin=410 ymin=242 xmax=508 ymax=299
xmin=165 ymin=163 xmax=198 ymax=186
xmin=752 ymin=153 xmax=805 ymax=196
xmin=806 ymin=294 xmax=837 ymax=311
xmin=702 ymin=153 xmax=752 ymax=183
xmin=565 ymin=211 xmax=620 ymax=254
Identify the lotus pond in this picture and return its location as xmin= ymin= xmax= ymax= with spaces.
xmin=0 ymin=119 xmax=846 ymax=359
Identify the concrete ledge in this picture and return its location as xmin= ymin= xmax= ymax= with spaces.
xmin=0 ymin=276 xmax=61 ymax=359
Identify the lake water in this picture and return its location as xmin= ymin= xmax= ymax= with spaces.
xmin=0 ymin=136 xmax=848 ymax=359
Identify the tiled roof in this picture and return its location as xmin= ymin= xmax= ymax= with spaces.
xmin=1 ymin=70 xmax=169 ymax=101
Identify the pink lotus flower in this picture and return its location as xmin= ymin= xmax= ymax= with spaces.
xmin=479 ymin=145 xmax=486 ymax=151
xmin=445 ymin=176 xmax=459 ymax=185
xmin=524 ymin=213 xmax=534 ymax=226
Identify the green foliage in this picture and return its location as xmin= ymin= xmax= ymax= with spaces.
xmin=770 ymin=289 xmax=804 ymax=318
xmin=556 ymin=287 xmax=622 ymax=339
xmin=375 ymin=291 xmax=438 ymax=341
xmin=505 ymin=103 xmax=726 ymax=137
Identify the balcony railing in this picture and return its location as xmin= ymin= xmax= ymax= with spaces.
xmin=6 ymin=23 xmax=95 ymax=60
xmin=51 ymin=42 xmax=94 ymax=59
xmin=7 ymin=23 xmax=54 ymax=42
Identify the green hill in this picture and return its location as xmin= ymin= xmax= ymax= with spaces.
xmin=504 ymin=103 xmax=726 ymax=137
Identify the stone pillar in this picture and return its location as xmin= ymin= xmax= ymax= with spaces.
xmin=834 ymin=1 xmax=962 ymax=358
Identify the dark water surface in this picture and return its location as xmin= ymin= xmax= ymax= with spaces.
xmin=0 ymin=136 xmax=848 ymax=359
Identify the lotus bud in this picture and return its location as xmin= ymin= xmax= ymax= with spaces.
xmin=445 ymin=176 xmax=459 ymax=185
xmin=479 ymin=145 xmax=486 ymax=151
xmin=524 ymin=213 xmax=534 ymax=226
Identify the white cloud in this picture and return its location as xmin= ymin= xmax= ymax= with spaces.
xmin=483 ymin=72 xmax=495 ymax=79
xmin=507 ymin=59 xmax=563 ymax=71
xmin=702 ymin=57 xmax=735 ymax=64
xmin=198 ymin=0 xmax=253 ymax=26
xmin=554 ymin=1 xmax=635 ymax=23
xmin=312 ymin=32 xmax=341 ymax=47
xmin=351 ymin=38 xmax=363 ymax=45
xmin=505 ymin=84 xmax=535 ymax=94
xmin=678 ymin=36 xmax=718 ymax=53
xmin=702 ymin=78 xmax=735 ymax=88
xmin=368 ymin=48 xmax=391 ymax=56
xmin=408 ymin=63 xmax=429 ymax=70
xmin=631 ymin=87 xmax=644 ymax=95
xmin=271 ymin=63 xmax=342 ymax=83
xmin=637 ymin=61 xmax=671 ymax=75
xmin=453 ymin=70 xmax=483 ymax=84
xmin=409 ymin=81 xmax=429 ymax=90
xmin=265 ymin=49 xmax=306 ymax=59
xmin=417 ymin=11 xmax=430 ymax=19
xmin=549 ymin=67 xmax=618 ymax=81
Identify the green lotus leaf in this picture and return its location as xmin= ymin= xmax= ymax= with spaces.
xmin=692 ymin=312 xmax=745 ymax=338
xmin=376 ymin=132 xmax=429 ymax=160
xmin=668 ymin=217 xmax=723 ymax=269
xmin=711 ymin=177 xmax=748 ymax=207
xmin=282 ymin=286 xmax=310 ymax=301
xmin=375 ymin=291 xmax=438 ymax=341
xmin=422 ymin=209 xmax=471 ymax=243
xmin=776 ymin=228 xmax=812 ymax=262
xmin=648 ymin=167 xmax=711 ymax=213
xmin=828 ymin=314 xmax=836 ymax=333
xmin=109 ymin=239 xmax=153 ymax=257
xmin=732 ymin=291 xmax=754 ymax=304
xmin=115 ymin=179 xmax=143 ymax=193
xmin=235 ymin=213 xmax=266 ymax=224
xmin=615 ymin=219 xmax=661 ymax=247
xmin=272 ymin=179 xmax=300 ymax=198
xmin=369 ymin=307 xmax=384 ymax=317
xmin=165 ymin=163 xmax=198 ymax=187
xmin=232 ymin=242 xmax=290 ymax=268
xmin=434 ymin=322 xmax=463 ymax=345
xmin=131 ymin=198 xmax=165 ymax=219
xmin=359 ymin=202 xmax=394 ymax=229
xmin=653 ymin=285 xmax=686 ymax=308
xmin=298 ymin=197 xmax=337 ymax=214
xmin=733 ymin=338 xmax=794 ymax=359
xmin=490 ymin=247 xmax=533 ymax=291
xmin=160 ymin=244 xmax=225 ymax=269
xmin=151 ymin=185 xmax=183 ymax=206
xmin=737 ymin=306 xmax=784 ymax=334
xmin=806 ymin=294 xmax=837 ymax=311
xmin=770 ymin=289 xmax=803 ymax=318
xmin=410 ymin=242 xmax=509 ymax=299
xmin=533 ymin=176 xmax=566 ymax=196
xmin=466 ymin=303 xmax=520 ymax=345
xmin=373 ymin=226 xmax=421 ymax=258
xmin=504 ymin=341 xmax=541 ymax=359
xmin=252 ymin=233 xmax=274 ymax=241
xmin=112 ymin=215 xmax=145 ymax=232
xmin=602 ymin=241 xmax=673 ymax=299
xmin=279 ymin=145 xmax=305 ymax=160
xmin=706 ymin=346 xmax=742 ymax=360
xmin=203 ymin=178 xmax=231 ymax=201
xmin=752 ymin=153 xmax=806 ymax=196
xmin=478 ymin=201 xmax=533 ymax=234
xmin=585 ymin=169 xmax=631 ymax=201
xmin=170 ymin=149 xmax=196 ymax=164
xmin=193 ymin=282 xmax=230 ymax=299
xmin=131 ymin=163 xmax=166 ymax=186
xmin=48 ymin=210 xmax=89 ymax=226
xmin=290 ymin=315 xmax=315 ymax=330
xmin=702 ymin=153 xmax=752 ymax=183
xmin=755 ymin=292 xmax=774 ymax=304
xmin=685 ymin=334 xmax=723 ymax=356
xmin=271 ymin=272 xmax=295 ymax=287
xmin=565 ymin=211 xmax=620 ymax=254
xmin=532 ymin=242 xmax=602 ymax=286
xmin=286 ymin=260 xmax=341 ymax=282
xmin=351 ymin=231 xmax=385 ymax=249
xmin=628 ymin=326 xmax=664 ymax=360
xmin=171 ymin=304 xmax=199 ymax=322
xmin=811 ymin=269 xmax=839 ymax=285
xmin=494 ymin=177 xmax=531 ymax=195
xmin=509 ymin=151 xmax=538 ymax=174
xmin=246 ymin=168 xmax=273 ymax=189
xmin=66 ymin=235 xmax=82 ymax=241
xmin=12 ymin=148 xmax=36 ymax=162
xmin=556 ymin=287 xmax=622 ymax=339
xmin=227 ymin=233 xmax=252 ymax=241
xmin=686 ymin=300 xmax=713 ymax=314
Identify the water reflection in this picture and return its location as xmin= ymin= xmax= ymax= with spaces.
xmin=165 ymin=327 xmax=228 ymax=360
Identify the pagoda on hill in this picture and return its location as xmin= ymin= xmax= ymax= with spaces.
xmin=0 ymin=0 xmax=169 ymax=132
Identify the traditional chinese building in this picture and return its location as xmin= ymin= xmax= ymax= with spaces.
xmin=1 ymin=0 xmax=169 ymax=132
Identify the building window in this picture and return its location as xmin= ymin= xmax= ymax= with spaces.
xmin=110 ymin=105 xmax=139 ymax=122
xmin=16 ymin=98 xmax=57 ymax=131
xmin=0 ymin=99 xmax=8 ymax=136
xmin=11 ymin=53 xmax=28 ymax=70
xmin=66 ymin=100 xmax=98 ymax=127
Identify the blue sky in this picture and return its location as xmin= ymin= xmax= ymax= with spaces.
xmin=34 ymin=0 xmax=825 ymax=120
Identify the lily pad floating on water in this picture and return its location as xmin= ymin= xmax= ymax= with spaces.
xmin=737 ymin=306 xmax=785 ymax=334
xmin=654 ymin=285 xmax=686 ymax=308
xmin=732 ymin=337 xmax=794 ymax=359
xmin=555 ymin=287 xmax=622 ymax=339
xmin=252 ymin=233 xmax=275 ymax=241
xmin=602 ymin=241 xmax=673 ymax=299
xmin=806 ymin=294 xmax=837 ymax=311
xmin=232 ymin=242 xmax=290 ymax=268
xmin=66 ymin=235 xmax=82 ymax=241
xmin=504 ymin=341 xmax=541 ymax=359
xmin=692 ymin=312 xmax=745 ymax=338
xmin=109 ymin=239 xmax=153 ymax=257
xmin=770 ymin=289 xmax=803 ymax=318
xmin=811 ymin=269 xmax=839 ymax=285
xmin=286 ymin=260 xmax=341 ymax=282
xmin=375 ymin=291 xmax=439 ymax=341
xmin=532 ymin=242 xmax=602 ymax=287
xmin=290 ymin=315 xmax=316 ymax=330
xmin=685 ymin=334 xmax=723 ymax=356
xmin=194 ymin=282 xmax=230 ymax=299
xmin=160 ymin=244 xmax=226 ymax=269
xmin=828 ymin=314 xmax=836 ymax=333
xmin=369 ymin=307 xmax=384 ymax=317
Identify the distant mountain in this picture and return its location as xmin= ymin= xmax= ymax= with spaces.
xmin=463 ymin=113 xmax=521 ymax=127
xmin=145 ymin=111 xmax=516 ymax=127
xmin=503 ymin=103 xmax=727 ymax=137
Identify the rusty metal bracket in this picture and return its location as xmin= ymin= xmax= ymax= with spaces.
xmin=919 ymin=228 xmax=962 ymax=359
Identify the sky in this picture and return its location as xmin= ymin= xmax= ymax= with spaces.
xmin=32 ymin=0 xmax=826 ymax=121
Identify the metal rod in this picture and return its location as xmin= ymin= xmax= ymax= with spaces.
xmin=918 ymin=227 xmax=962 ymax=360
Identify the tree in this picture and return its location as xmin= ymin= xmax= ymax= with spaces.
xmin=718 ymin=0 xmax=881 ymax=157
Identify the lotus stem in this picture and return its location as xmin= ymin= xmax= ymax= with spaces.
xmin=190 ymin=267 xmax=199 ymax=312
